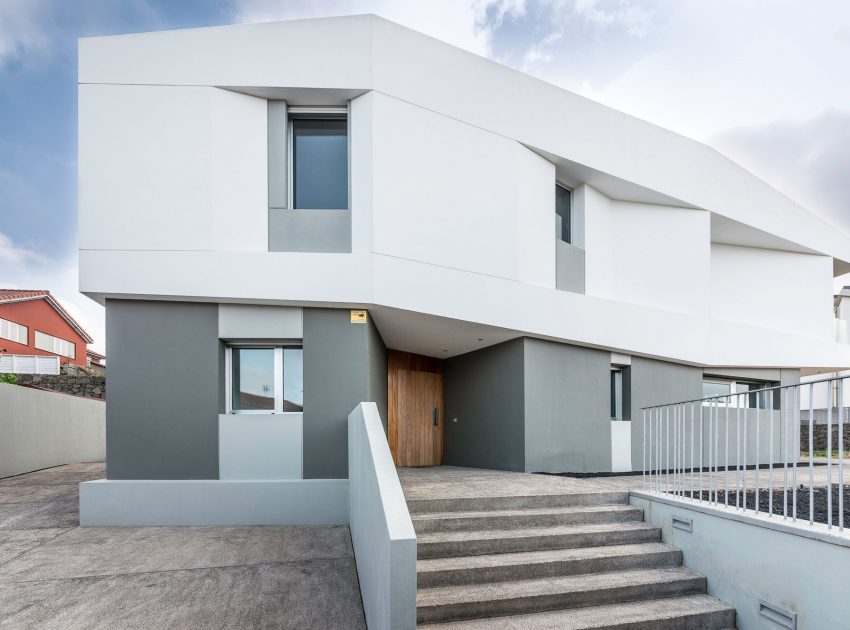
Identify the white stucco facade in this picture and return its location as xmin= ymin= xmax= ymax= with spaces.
xmin=78 ymin=15 xmax=850 ymax=373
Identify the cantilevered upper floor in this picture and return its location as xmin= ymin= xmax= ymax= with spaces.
xmin=78 ymin=14 xmax=850 ymax=370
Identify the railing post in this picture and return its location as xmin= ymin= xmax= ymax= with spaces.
xmin=736 ymin=395 xmax=741 ymax=510
xmin=725 ymin=398 xmax=729 ymax=507
xmin=768 ymin=389 xmax=774 ymax=518
xmin=829 ymin=380 xmax=844 ymax=532
xmin=690 ymin=403 xmax=695 ymax=499
xmin=809 ymin=382 xmax=814 ymax=526
xmin=664 ymin=407 xmax=670 ymax=494
xmin=783 ymin=386 xmax=789 ymax=520
xmin=828 ymin=383 xmax=833 ymax=530
xmin=699 ymin=400 xmax=704 ymax=502
xmin=791 ymin=385 xmax=800 ymax=522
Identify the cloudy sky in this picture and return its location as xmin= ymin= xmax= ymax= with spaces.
xmin=1 ymin=0 xmax=849 ymax=353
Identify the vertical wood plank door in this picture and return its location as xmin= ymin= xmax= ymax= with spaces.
xmin=397 ymin=369 xmax=443 ymax=467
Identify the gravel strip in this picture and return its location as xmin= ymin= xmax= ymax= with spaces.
xmin=684 ymin=485 xmax=850 ymax=525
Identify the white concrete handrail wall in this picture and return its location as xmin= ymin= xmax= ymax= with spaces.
xmin=631 ymin=491 xmax=850 ymax=629
xmin=348 ymin=402 xmax=417 ymax=630
xmin=0 ymin=383 xmax=105 ymax=478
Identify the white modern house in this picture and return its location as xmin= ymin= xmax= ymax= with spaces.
xmin=77 ymin=15 xmax=850 ymax=526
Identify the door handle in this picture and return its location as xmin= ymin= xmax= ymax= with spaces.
xmin=433 ymin=407 xmax=439 ymax=427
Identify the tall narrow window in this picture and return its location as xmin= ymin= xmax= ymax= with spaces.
xmin=291 ymin=117 xmax=348 ymax=209
xmin=556 ymin=184 xmax=571 ymax=243
xmin=227 ymin=346 xmax=303 ymax=414
xmin=611 ymin=368 xmax=623 ymax=420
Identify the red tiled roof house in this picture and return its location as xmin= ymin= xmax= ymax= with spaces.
xmin=0 ymin=290 xmax=93 ymax=369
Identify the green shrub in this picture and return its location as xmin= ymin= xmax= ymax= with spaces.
xmin=0 ymin=374 xmax=17 ymax=385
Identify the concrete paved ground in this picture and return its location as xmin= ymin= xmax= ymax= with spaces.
xmin=0 ymin=463 xmax=366 ymax=630
xmin=399 ymin=463 xmax=850 ymax=498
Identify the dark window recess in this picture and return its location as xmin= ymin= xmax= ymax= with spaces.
xmin=556 ymin=184 xmax=571 ymax=243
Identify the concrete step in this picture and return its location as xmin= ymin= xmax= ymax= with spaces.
xmin=413 ymin=504 xmax=643 ymax=534
xmin=417 ymin=522 xmax=661 ymax=559
xmin=417 ymin=593 xmax=736 ymax=629
xmin=417 ymin=542 xmax=682 ymax=588
xmin=407 ymin=491 xmax=630 ymax=515
xmin=416 ymin=567 xmax=707 ymax=624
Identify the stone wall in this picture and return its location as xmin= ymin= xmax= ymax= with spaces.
xmin=0 ymin=374 xmax=106 ymax=400
xmin=800 ymin=423 xmax=850 ymax=453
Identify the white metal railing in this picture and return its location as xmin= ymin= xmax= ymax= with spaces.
xmin=642 ymin=375 xmax=848 ymax=532
xmin=0 ymin=354 xmax=60 ymax=375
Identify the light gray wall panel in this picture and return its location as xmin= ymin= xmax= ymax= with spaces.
xmin=268 ymin=100 xmax=288 ymax=209
xmin=555 ymin=240 xmax=585 ymax=293
xmin=628 ymin=356 xmax=703 ymax=471
xmin=443 ymin=339 xmax=526 ymax=472
xmin=0 ymin=384 xmax=105 ymax=478
xmin=523 ymin=339 xmax=611 ymax=473
xmin=218 ymin=304 xmax=302 ymax=339
xmin=269 ymin=209 xmax=351 ymax=252
xmin=303 ymin=309 xmax=386 ymax=478
xmin=106 ymin=299 xmax=220 ymax=480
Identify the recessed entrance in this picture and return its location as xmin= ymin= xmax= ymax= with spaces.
xmin=388 ymin=350 xmax=443 ymax=467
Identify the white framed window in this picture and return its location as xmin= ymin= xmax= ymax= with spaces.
xmin=34 ymin=331 xmax=75 ymax=359
xmin=287 ymin=107 xmax=349 ymax=210
xmin=702 ymin=378 xmax=771 ymax=409
xmin=0 ymin=317 xmax=28 ymax=344
xmin=225 ymin=345 xmax=303 ymax=414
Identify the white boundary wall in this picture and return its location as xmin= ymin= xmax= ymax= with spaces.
xmin=79 ymin=478 xmax=347 ymax=526
xmin=0 ymin=383 xmax=105 ymax=478
xmin=631 ymin=491 xmax=850 ymax=629
xmin=348 ymin=402 xmax=417 ymax=630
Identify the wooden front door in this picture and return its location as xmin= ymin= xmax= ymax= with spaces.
xmin=397 ymin=370 xmax=443 ymax=467
xmin=388 ymin=350 xmax=444 ymax=467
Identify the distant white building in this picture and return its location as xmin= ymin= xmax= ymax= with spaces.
xmin=77 ymin=15 xmax=850 ymax=523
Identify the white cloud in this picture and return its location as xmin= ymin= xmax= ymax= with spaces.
xmin=0 ymin=233 xmax=105 ymax=354
xmin=0 ymin=0 xmax=51 ymax=68
xmin=713 ymin=109 xmax=850 ymax=236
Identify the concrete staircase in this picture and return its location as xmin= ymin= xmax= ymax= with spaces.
xmin=409 ymin=491 xmax=736 ymax=629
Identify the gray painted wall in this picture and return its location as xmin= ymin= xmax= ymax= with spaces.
xmin=269 ymin=209 xmax=352 ymax=253
xmin=524 ymin=339 xmax=612 ymax=473
xmin=106 ymin=299 xmax=221 ymax=480
xmin=555 ymin=240 xmax=585 ymax=294
xmin=303 ymin=309 xmax=386 ymax=478
xmin=368 ymin=319 xmax=389 ymax=431
xmin=444 ymin=339 xmax=526 ymax=471
xmin=629 ymin=356 xmax=704 ymax=471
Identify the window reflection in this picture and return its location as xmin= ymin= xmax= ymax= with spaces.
xmin=231 ymin=348 xmax=275 ymax=411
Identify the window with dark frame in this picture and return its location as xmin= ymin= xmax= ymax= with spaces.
xmin=611 ymin=368 xmax=623 ymax=420
xmin=290 ymin=116 xmax=348 ymax=210
xmin=556 ymin=184 xmax=572 ymax=243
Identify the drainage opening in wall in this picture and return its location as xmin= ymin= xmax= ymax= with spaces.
xmin=758 ymin=599 xmax=797 ymax=629
xmin=671 ymin=515 xmax=693 ymax=533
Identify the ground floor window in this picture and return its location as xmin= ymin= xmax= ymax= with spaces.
xmin=702 ymin=378 xmax=772 ymax=409
xmin=226 ymin=346 xmax=303 ymax=413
